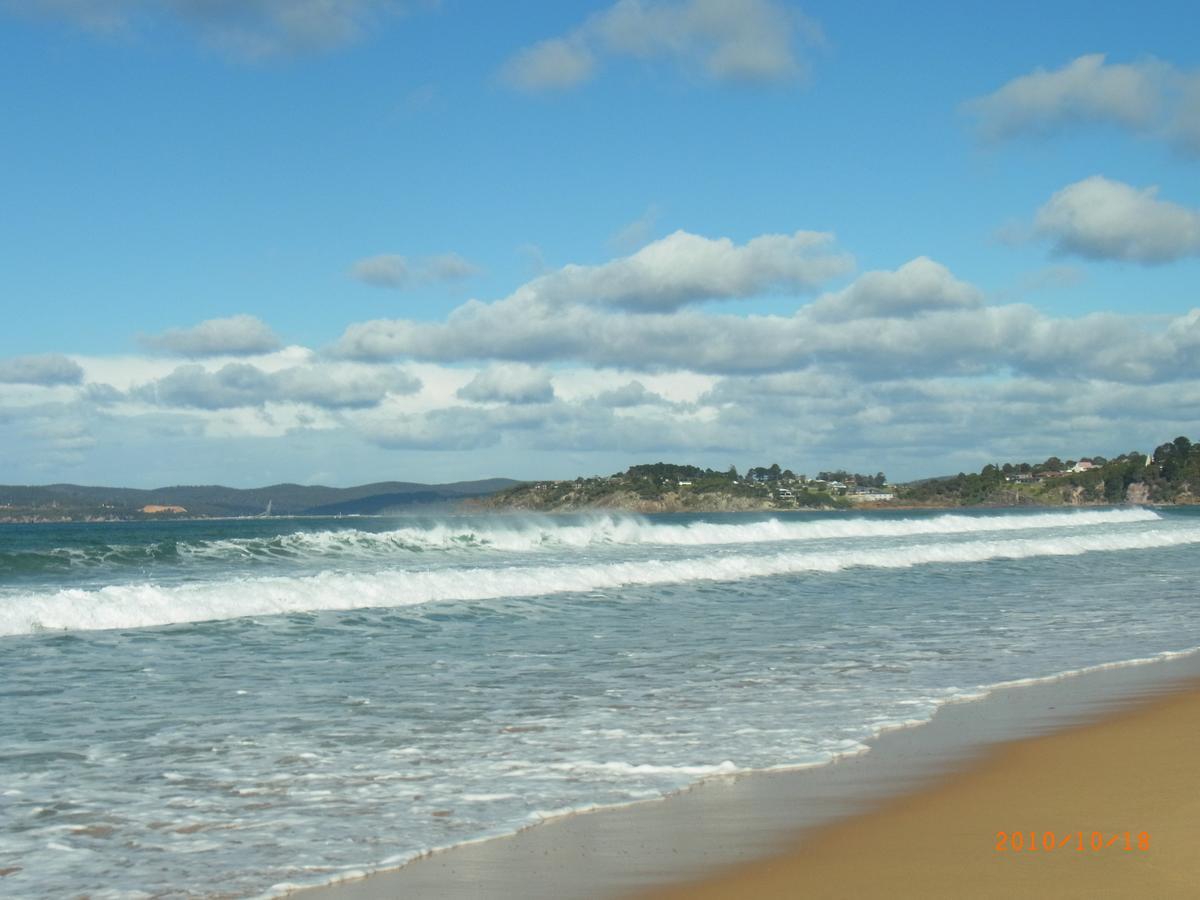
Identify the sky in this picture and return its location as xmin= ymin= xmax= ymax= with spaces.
xmin=1 ymin=0 xmax=1199 ymax=487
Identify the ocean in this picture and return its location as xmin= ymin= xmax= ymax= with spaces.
xmin=1 ymin=506 xmax=1198 ymax=898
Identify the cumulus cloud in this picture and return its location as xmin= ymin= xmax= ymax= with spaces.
xmin=501 ymin=0 xmax=820 ymax=92
xmin=808 ymin=257 xmax=982 ymax=321
xmin=0 ymin=353 xmax=84 ymax=386
xmin=520 ymin=229 xmax=852 ymax=312
xmin=358 ymin=398 xmax=728 ymax=454
xmin=333 ymin=252 xmax=1200 ymax=385
xmin=135 ymin=362 xmax=420 ymax=410
xmin=140 ymin=315 xmax=283 ymax=358
xmin=1033 ymin=175 xmax=1200 ymax=264
xmin=5 ymin=0 xmax=435 ymax=58
xmin=350 ymin=251 xmax=480 ymax=289
xmin=456 ymin=364 xmax=555 ymax=404
xmin=588 ymin=380 xmax=670 ymax=407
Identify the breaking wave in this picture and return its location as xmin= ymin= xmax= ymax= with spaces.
xmin=3 ymin=524 xmax=1194 ymax=637
xmin=0 ymin=508 xmax=1162 ymax=576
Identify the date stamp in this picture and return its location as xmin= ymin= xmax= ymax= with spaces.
xmin=996 ymin=831 xmax=1150 ymax=852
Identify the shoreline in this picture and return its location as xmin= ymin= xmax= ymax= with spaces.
xmin=282 ymin=646 xmax=1200 ymax=899
xmin=640 ymin=672 xmax=1200 ymax=899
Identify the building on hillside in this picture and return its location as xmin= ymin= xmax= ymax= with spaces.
xmin=1070 ymin=460 xmax=1096 ymax=473
xmin=848 ymin=488 xmax=895 ymax=502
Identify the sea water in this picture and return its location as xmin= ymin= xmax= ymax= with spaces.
xmin=1 ymin=507 xmax=1198 ymax=897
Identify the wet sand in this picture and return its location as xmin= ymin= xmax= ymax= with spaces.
xmin=288 ymin=651 xmax=1200 ymax=900
xmin=640 ymin=676 xmax=1200 ymax=899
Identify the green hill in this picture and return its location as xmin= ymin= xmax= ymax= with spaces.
xmin=0 ymin=478 xmax=519 ymax=521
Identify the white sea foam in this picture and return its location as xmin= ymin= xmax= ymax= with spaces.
xmin=3 ymin=524 xmax=1196 ymax=636
xmin=160 ymin=507 xmax=1164 ymax=560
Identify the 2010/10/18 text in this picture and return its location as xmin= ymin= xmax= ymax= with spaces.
xmin=996 ymin=831 xmax=1150 ymax=852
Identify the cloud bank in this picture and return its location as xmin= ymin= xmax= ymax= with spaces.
xmin=6 ymin=226 xmax=1199 ymax=485
xmin=0 ymin=353 xmax=85 ymax=386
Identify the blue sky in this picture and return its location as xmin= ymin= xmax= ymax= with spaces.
xmin=2 ymin=0 xmax=1199 ymax=486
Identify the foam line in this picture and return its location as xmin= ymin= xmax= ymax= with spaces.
xmin=2 ymin=525 xmax=1195 ymax=636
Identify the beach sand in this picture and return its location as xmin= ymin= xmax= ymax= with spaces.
xmin=637 ymin=681 xmax=1200 ymax=900
xmin=290 ymin=653 xmax=1200 ymax=900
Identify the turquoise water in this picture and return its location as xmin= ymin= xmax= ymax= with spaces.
xmin=1 ymin=507 xmax=1198 ymax=897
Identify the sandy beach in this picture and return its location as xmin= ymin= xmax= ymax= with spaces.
xmin=640 ymin=679 xmax=1200 ymax=900
xmin=291 ymin=652 xmax=1200 ymax=900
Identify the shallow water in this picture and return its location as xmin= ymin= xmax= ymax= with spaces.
xmin=1 ymin=507 xmax=1197 ymax=898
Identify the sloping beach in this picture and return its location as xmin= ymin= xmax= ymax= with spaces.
xmin=292 ymin=650 xmax=1200 ymax=900
xmin=642 ymin=674 xmax=1200 ymax=899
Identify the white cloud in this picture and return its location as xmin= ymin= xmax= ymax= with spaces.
xmin=966 ymin=54 xmax=1163 ymax=141
xmin=965 ymin=53 xmax=1200 ymax=156
xmin=501 ymin=0 xmax=819 ymax=92
xmin=140 ymin=315 xmax=283 ymax=357
xmin=0 ymin=353 xmax=84 ymax=386
xmin=456 ymin=364 xmax=555 ymax=405
xmin=350 ymin=251 xmax=480 ymax=289
xmin=424 ymin=252 xmax=481 ymax=281
xmin=333 ymin=251 xmax=1200 ymax=386
xmin=588 ymin=380 xmax=670 ymax=407
xmin=134 ymin=362 xmax=421 ymax=410
xmin=350 ymin=254 xmax=409 ymax=288
xmin=1033 ymin=175 xmax=1200 ymax=264
xmin=523 ymin=228 xmax=853 ymax=312
xmin=808 ymin=257 xmax=982 ymax=321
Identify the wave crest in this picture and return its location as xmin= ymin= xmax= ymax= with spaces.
xmin=3 ymin=524 xmax=1193 ymax=637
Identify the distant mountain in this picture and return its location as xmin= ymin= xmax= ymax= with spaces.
xmin=0 ymin=478 xmax=521 ymax=520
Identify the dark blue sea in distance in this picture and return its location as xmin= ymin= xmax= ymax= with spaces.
xmin=2 ymin=507 xmax=1199 ymax=897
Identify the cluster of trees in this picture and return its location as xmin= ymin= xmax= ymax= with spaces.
xmin=1061 ymin=437 xmax=1199 ymax=503
xmin=746 ymin=464 xmax=798 ymax=482
xmin=902 ymin=436 xmax=1199 ymax=506
xmin=622 ymin=463 xmax=716 ymax=482
xmin=816 ymin=471 xmax=888 ymax=487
